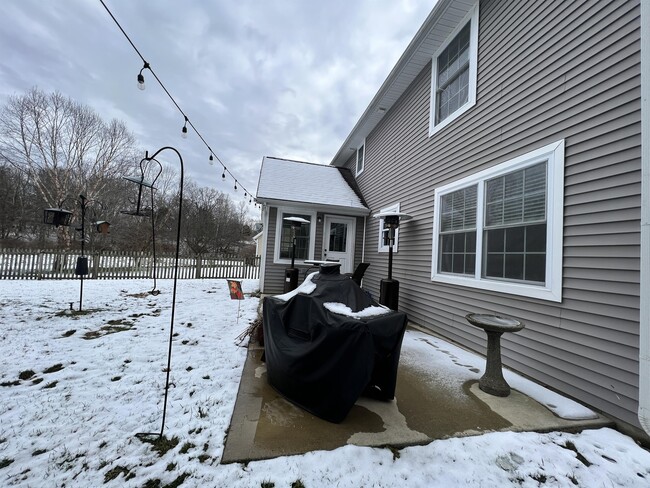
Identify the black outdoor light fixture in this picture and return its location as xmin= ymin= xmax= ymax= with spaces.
xmin=44 ymin=195 xmax=109 ymax=312
xmin=123 ymin=146 xmax=184 ymax=439
xmin=373 ymin=210 xmax=412 ymax=310
xmin=283 ymin=216 xmax=310 ymax=293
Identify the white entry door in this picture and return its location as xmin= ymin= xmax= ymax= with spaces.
xmin=323 ymin=216 xmax=356 ymax=274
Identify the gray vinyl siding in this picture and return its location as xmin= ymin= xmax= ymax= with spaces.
xmin=353 ymin=0 xmax=641 ymax=428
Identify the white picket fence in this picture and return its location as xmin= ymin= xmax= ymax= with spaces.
xmin=0 ymin=249 xmax=260 ymax=280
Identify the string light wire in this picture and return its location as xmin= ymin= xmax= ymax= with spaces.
xmin=98 ymin=0 xmax=256 ymax=204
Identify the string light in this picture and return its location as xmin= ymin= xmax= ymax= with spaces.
xmin=181 ymin=116 xmax=188 ymax=139
xmin=137 ymin=62 xmax=149 ymax=90
xmin=209 ymin=153 xmax=214 ymax=165
xmin=99 ymin=0 xmax=257 ymax=206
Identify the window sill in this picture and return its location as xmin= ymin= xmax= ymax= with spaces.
xmin=429 ymin=100 xmax=475 ymax=137
xmin=431 ymin=273 xmax=562 ymax=303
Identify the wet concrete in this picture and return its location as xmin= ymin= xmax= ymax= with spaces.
xmin=222 ymin=340 xmax=613 ymax=464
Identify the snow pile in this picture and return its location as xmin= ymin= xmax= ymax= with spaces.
xmin=323 ymin=302 xmax=390 ymax=319
xmin=273 ymin=272 xmax=317 ymax=301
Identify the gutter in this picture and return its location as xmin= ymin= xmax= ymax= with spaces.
xmin=639 ymin=0 xmax=650 ymax=435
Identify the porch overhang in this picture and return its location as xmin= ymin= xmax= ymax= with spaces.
xmin=256 ymin=197 xmax=371 ymax=217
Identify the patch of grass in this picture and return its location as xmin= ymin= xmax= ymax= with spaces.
xmin=291 ymin=481 xmax=306 ymax=488
xmin=54 ymin=308 xmax=100 ymax=318
xmin=164 ymin=473 xmax=190 ymax=488
xmin=198 ymin=454 xmax=210 ymax=463
xmin=43 ymin=363 xmax=64 ymax=374
xmin=197 ymin=406 xmax=208 ymax=418
xmin=32 ymin=449 xmax=47 ymax=456
xmin=62 ymin=330 xmax=76 ymax=337
xmin=107 ymin=319 xmax=132 ymax=326
xmin=104 ymin=465 xmax=131 ymax=483
xmin=0 ymin=458 xmax=14 ymax=469
xmin=568 ymin=474 xmax=579 ymax=485
xmin=186 ymin=366 xmax=193 ymax=372
xmin=531 ymin=473 xmax=547 ymax=483
xmin=202 ymin=375 xmax=210 ymax=380
xmin=388 ymin=446 xmax=401 ymax=460
xmin=1 ymin=380 xmax=20 ymax=387
xmin=83 ymin=324 xmax=132 ymax=340
xmin=139 ymin=435 xmax=180 ymax=457
xmin=561 ymin=441 xmax=592 ymax=467
xmin=43 ymin=381 xmax=58 ymax=389
xmin=111 ymin=376 xmax=121 ymax=382
xmin=142 ymin=478 xmax=161 ymax=488
xmin=124 ymin=359 xmax=131 ymax=364
xmin=0 ymin=438 xmax=6 ymax=444
xmin=202 ymin=442 xmax=209 ymax=452
xmin=179 ymin=442 xmax=195 ymax=454
xmin=32 ymin=378 xmax=43 ymax=385
xmin=98 ymin=441 xmax=107 ymax=449
xmin=261 ymin=481 xmax=275 ymax=488
xmin=166 ymin=462 xmax=176 ymax=471
xmin=19 ymin=370 xmax=36 ymax=380
xmin=181 ymin=340 xmax=190 ymax=345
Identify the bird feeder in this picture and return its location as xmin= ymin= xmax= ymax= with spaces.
xmin=43 ymin=207 xmax=73 ymax=228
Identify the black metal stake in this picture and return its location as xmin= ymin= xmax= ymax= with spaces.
xmin=78 ymin=195 xmax=86 ymax=312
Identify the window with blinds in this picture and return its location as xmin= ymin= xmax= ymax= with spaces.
xmin=483 ymin=162 xmax=547 ymax=282
xmin=439 ymin=185 xmax=477 ymax=275
xmin=431 ymin=140 xmax=564 ymax=302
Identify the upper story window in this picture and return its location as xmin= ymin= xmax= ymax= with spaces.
xmin=429 ymin=3 xmax=479 ymax=136
xmin=356 ymin=142 xmax=365 ymax=176
xmin=432 ymin=140 xmax=565 ymax=302
xmin=378 ymin=203 xmax=400 ymax=253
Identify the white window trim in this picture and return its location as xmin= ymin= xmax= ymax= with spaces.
xmin=431 ymin=140 xmax=565 ymax=302
xmin=378 ymin=202 xmax=400 ymax=253
xmin=273 ymin=207 xmax=317 ymax=265
xmin=356 ymin=140 xmax=366 ymax=177
xmin=429 ymin=3 xmax=479 ymax=137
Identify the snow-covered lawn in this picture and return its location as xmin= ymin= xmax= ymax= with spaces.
xmin=1 ymin=279 xmax=649 ymax=487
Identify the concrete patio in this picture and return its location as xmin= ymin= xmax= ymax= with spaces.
xmin=222 ymin=327 xmax=613 ymax=464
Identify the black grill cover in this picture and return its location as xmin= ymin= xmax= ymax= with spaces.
xmin=262 ymin=266 xmax=407 ymax=423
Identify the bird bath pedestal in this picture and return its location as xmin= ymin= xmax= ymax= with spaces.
xmin=465 ymin=313 xmax=524 ymax=397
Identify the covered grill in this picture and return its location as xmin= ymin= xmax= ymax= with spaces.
xmin=262 ymin=264 xmax=408 ymax=423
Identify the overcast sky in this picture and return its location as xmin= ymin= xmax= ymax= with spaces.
xmin=0 ymin=0 xmax=433 ymax=207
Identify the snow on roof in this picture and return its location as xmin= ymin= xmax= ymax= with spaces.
xmin=256 ymin=157 xmax=369 ymax=214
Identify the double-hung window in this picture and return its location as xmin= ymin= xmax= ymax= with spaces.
xmin=356 ymin=142 xmax=365 ymax=176
xmin=429 ymin=3 xmax=479 ymax=135
xmin=432 ymin=140 xmax=565 ymax=302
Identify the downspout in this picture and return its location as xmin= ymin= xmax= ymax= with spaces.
xmin=362 ymin=215 xmax=367 ymax=263
xmin=639 ymin=0 xmax=650 ymax=435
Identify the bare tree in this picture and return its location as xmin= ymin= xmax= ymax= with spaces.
xmin=0 ymin=88 xmax=139 ymax=245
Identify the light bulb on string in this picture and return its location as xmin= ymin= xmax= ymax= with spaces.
xmin=209 ymin=153 xmax=214 ymax=165
xmin=181 ymin=116 xmax=188 ymax=139
xmin=137 ymin=62 xmax=149 ymax=90
xmin=222 ymin=168 xmax=226 ymax=180
xmin=234 ymin=181 xmax=238 ymax=191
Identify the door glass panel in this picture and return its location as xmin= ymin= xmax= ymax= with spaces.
xmin=329 ymin=223 xmax=347 ymax=252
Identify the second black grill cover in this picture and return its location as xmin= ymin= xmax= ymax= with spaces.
xmin=262 ymin=266 xmax=407 ymax=423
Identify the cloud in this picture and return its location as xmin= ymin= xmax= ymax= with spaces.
xmin=0 ymin=0 xmax=433 ymax=209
